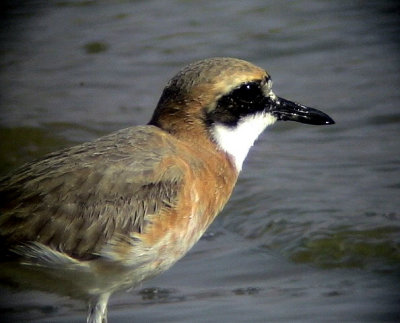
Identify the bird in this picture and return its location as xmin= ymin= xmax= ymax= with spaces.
xmin=0 ymin=57 xmax=334 ymax=322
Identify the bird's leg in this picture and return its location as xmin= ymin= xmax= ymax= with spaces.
xmin=87 ymin=293 xmax=110 ymax=323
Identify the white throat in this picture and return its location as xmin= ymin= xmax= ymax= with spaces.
xmin=211 ymin=113 xmax=277 ymax=171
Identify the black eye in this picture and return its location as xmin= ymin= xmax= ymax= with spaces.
xmin=205 ymin=80 xmax=268 ymax=127
xmin=234 ymin=82 xmax=263 ymax=103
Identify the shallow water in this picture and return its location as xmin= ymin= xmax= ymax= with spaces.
xmin=0 ymin=0 xmax=399 ymax=322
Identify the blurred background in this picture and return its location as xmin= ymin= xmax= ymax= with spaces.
xmin=0 ymin=0 xmax=399 ymax=322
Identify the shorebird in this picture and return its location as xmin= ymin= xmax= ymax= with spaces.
xmin=0 ymin=57 xmax=334 ymax=322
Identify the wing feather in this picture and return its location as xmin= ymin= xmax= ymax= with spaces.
xmin=0 ymin=126 xmax=183 ymax=260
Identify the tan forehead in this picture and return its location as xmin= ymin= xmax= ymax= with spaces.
xmin=169 ymin=57 xmax=269 ymax=95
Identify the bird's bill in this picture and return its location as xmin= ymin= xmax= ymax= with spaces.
xmin=271 ymin=96 xmax=335 ymax=125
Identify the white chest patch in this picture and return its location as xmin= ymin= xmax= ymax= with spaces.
xmin=211 ymin=113 xmax=277 ymax=171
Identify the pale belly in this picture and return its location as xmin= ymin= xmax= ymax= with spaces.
xmin=0 ymin=210 xmax=210 ymax=301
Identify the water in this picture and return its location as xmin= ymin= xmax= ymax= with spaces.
xmin=1 ymin=0 xmax=399 ymax=322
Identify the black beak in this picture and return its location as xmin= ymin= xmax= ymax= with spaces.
xmin=270 ymin=96 xmax=335 ymax=125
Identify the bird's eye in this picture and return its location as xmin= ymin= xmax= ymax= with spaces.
xmin=234 ymin=82 xmax=263 ymax=103
xmin=207 ymin=80 xmax=267 ymax=127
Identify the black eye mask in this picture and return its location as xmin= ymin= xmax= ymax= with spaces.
xmin=206 ymin=80 xmax=269 ymax=127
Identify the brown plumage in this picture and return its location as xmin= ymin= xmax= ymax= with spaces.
xmin=0 ymin=57 xmax=334 ymax=322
